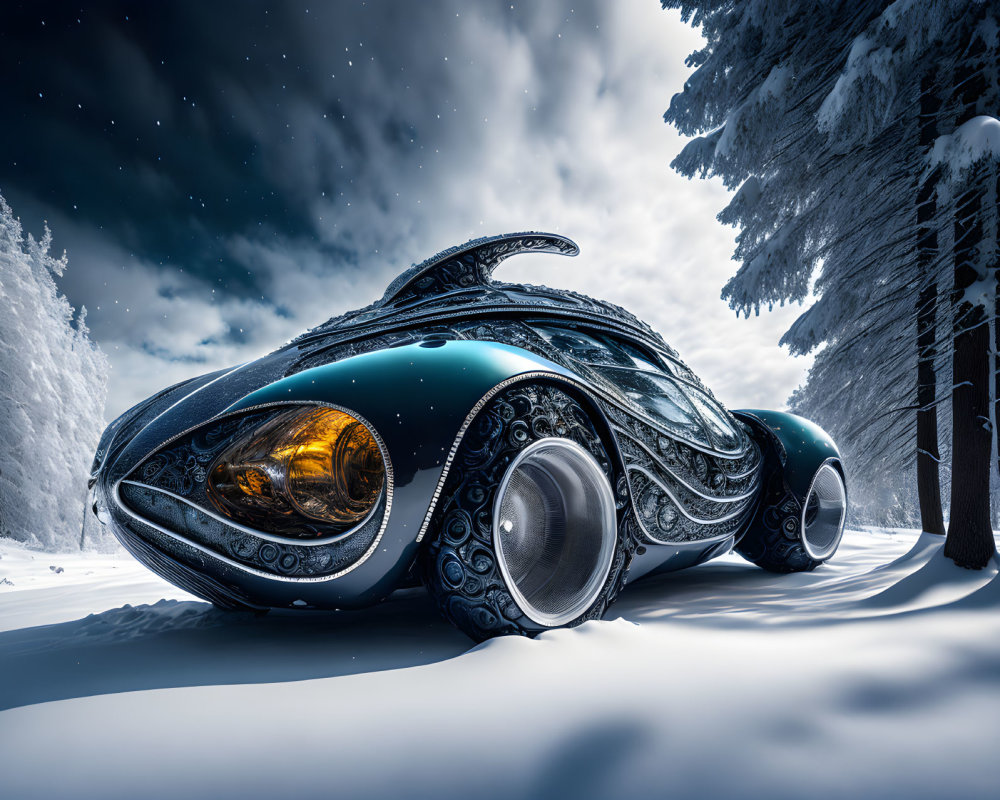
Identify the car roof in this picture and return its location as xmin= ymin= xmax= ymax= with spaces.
xmin=289 ymin=232 xmax=677 ymax=361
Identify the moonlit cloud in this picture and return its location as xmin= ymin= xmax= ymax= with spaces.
xmin=1 ymin=1 xmax=811 ymax=419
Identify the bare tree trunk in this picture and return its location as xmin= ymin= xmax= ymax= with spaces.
xmin=945 ymin=173 xmax=996 ymax=568
xmin=916 ymin=74 xmax=945 ymax=535
xmin=994 ymin=170 xmax=1000 ymax=485
xmin=79 ymin=492 xmax=89 ymax=550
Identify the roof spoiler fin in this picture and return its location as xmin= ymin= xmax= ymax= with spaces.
xmin=381 ymin=232 xmax=579 ymax=304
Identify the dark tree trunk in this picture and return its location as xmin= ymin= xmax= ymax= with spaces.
xmin=945 ymin=39 xmax=997 ymax=568
xmin=945 ymin=173 xmax=996 ymax=568
xmin=915 ymin=73 xmax=945 ymax=535
xmin=995 ymin=170 xmax=1000 ymax=485
xmin=916 ymin=282 xmax=945 ymax=534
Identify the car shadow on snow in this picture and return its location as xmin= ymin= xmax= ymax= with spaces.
xmin=0 ymin=564 xmax=777 ymax=713
xmin=0 ymin=586 xmax=471 ymax=711
xmin=0 ymin=560 xmax=795 ymax=712
xmin=4 ymin=533 xmax=996 ymax=712
xmin=0 ymin=559 xmax=859 ymax=712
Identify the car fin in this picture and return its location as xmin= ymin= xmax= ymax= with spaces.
xmin=381 ymin=232 xmax=579 ymax=304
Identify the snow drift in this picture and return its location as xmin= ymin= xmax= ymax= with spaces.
xmin=1 ymin=528 xmax=997 ymax=800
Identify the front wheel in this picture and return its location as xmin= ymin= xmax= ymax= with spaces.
xmin=420 ymin=382 xmax=632 ymax=641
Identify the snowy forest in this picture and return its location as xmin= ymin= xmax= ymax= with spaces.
xmin=1 ymin=1 xmax=997 ymax=559
xmin=0 ymin=195 xmax=108 ymax=550
xmin=664 ymin=0 xmax=1000 ymax=568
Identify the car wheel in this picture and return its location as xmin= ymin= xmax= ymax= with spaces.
xmin=420 ymin=382 xmax=633 ymax=641
xmin=736 ymin=461 xmax=847 ymax=573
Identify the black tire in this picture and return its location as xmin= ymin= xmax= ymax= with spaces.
xmin=735 ymin=463 xmax=845 ymax=573
xmin=735 ymin=484 xmax=822 ymax=573
xmin=420 ymin=382 xmax=636 ymax=641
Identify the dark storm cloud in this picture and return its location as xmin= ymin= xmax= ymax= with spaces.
xmin=3 ymin=1 xmax=603 ymax=315
xmin=5 ymin=2 xmax=361 ymax=279
xmin=4 ymin=2 xmax=601 ymax=269
xmin=1 ymin=1 xmax=812 ymax=417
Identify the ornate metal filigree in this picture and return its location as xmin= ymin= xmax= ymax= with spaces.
xmin=108 ymin=500 xmax=259 ymax=610
xmin=381 ymin=232 xmax=579 ymax=304
xmin=733 ymin=480 xmax=821 ymax=573
xmin=422 ymin=383 xmax=639 ymax=640
xmin=119 ymin=482 xmax=383 ymax=578
xmin=133 ymin=410 xmax=279 ymax=499
xmin=274 ymin=232 xmax=764 ymax=547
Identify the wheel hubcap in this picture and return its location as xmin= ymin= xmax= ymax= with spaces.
xmin=493 ymin=438 xmax=617 ymax=627
xmin=801 ymin=463 xmax=846 ymax=560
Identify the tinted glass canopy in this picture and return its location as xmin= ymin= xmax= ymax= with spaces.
xmin=530 ymin=323 xmax=741 ymax=451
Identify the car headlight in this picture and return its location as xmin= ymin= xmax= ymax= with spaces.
xmin=206 ymin=406 xmax=385 ymax=538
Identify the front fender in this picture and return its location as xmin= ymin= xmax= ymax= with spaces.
xmin=213 ymin=339 xmax=580 ymax=605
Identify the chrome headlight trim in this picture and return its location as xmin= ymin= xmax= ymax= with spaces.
xmin=113 ymin=400 xmax=393 ymax=581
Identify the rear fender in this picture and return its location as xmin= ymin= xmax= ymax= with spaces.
xmin=732 ymin=409 xmax=846 ymax=549
xmin=733 ymin=409 xmax=843 ymax=497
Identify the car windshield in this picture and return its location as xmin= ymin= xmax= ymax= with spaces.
xmin=530 ymin=323 xmax=741 ymax=450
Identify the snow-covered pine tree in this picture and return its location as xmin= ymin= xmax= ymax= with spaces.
xmin=0 ymin=193 xmax=110 ymax=550
xmin=662 ymin=0 xmax=920 ymax=516
xmin=789 ymin=0 xmax=999 ymax=566
xmin=663 ymin=1 xmax=1000 ymax=566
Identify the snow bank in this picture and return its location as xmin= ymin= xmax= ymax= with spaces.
xmin=1 ymin=529 xmax=999 ymax=799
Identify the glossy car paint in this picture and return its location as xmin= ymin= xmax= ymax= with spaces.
xmin=733 ymin=409 xmax=844 ymax=495
xmin=90 ymin=232 xmax=842 ymax=613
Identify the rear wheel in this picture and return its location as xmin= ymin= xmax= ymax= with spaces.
xmin=420 ymin=382 xmax=632 ymax=641
xmin=736 ymin=460 xmax=847 ymax=573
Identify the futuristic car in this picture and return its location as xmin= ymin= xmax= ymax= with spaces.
xmin=90 ymin=232 xmax=847 ymax=641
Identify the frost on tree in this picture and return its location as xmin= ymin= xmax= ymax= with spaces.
xmin=0 ymin=194 xmax=109 ymax=550
xmin=794 ymin=1 xmax=1000 ymax=567
xmin=663 ymin=1 xmax=1000 ymax=564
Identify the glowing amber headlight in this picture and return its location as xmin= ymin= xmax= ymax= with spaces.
xmin=206 ymin=406 xmax=385 ymax=538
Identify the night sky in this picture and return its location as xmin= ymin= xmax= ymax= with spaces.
xmin=1 ymin=1 xmax=811 ymax=418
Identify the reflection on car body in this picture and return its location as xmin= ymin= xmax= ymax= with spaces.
xmin=90 ymin=232 xmax=846 ymax=641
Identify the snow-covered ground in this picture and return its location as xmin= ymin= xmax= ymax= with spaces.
xmin=1 ymin=529 xmax=998 ymax=800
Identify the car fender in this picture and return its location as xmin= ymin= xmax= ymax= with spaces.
xmin=211 ymin=339 xmax=583 ymax=606
xmin=732 ymin=409 xmax=843 ymax=498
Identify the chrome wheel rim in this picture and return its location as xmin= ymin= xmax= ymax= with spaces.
xmin=493 ymin=438 xmax=617 ymax=627
xmin=800 ymin=463 xmax=846 ymax=561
